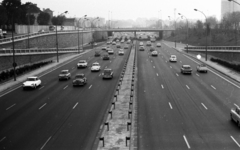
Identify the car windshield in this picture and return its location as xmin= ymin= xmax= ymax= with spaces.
xmin=92 ymin=64 xmax=99 ymax=66
xmin=171 ymin=56 xmax=176 ymax=58
xmin=61 ymin=71 xmax=68 ymax=74
xmin=183 ymin=66 xmax=191 ymax=69
xmin=104 ymin=70 xmax=112 ymax=74
xmin=75 ymin=75 xmax=84 ymax=79
xmin=200 ymin=64 xmax=206 ymax=67
xmin=27 ymin=78 xmax=36 ymax=81
xmin=79 ymin=60 xmax=86 ymax=63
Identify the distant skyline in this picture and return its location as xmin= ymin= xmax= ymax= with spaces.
xmin=20 ymin=0 xmax=222 ymax=21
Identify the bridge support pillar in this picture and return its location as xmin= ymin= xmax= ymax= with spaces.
xmin=107 ymin=31 xmax=113 ymax=37
xmin=134 ymin=32 xmax=136 ymax=38
xmin=158 ymin=31 xmax=163 ymax=40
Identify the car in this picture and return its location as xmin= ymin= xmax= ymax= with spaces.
xmin=112 ymin=41 xmax=116 ymax=45
xmin=127 ymin=40 xmax=131 ymax=44
xmin=106 ymin=47 xmax=111 ymax=52
xmin=107 ymin=41 xmax=111 ymax=45
xmin=181 ymin=65 xmax=192 ymax=74
xmin=197 ymin=64 xmax=208 ymax=73
xmin=108 ymin=49 xmax=114 ymax=54
xmin=103 ymin=54 xmax=110 ymax=60
xmin=230 ymin=106 xmax=240 ymax=126
xmin=91 ymin=62 xmax=101 ymax=72
xmin=116 ymin=39 xmax=119 ymax=42
xmin=156 ymin=43 xmax=161 ymax=47
xmin=124 ymin=46 xmax=128 ymax=49
xmin=139 ymin=46 xmax=145 ymax=51
xmin=38 ymin=29 xmax=45 ymax=33
xmin=22 ymin=76 xmax=41 ymax=89
xmin=139 ymin=42 xmax=144 ymax=46
xmin=49 ymin=25 xmax=55 ymax=31
xmin=118 ymin=50 xmax=124 ymax=55
xmin=102 ymin=68 xmax=114 ymax=79
xmin=146 ymin=41 xmax=151 ymax=46
xmin=121 ymin=40 xmax=124 ymax=43
xmin=95 ymin=51 xmax=101 ymax=57
xmin=58 ymin=70 xmax=71 ymax=80
xmin=151 ymin=51 xmax=158 ymax=56
xmin=151 ymin=38 xmax=156 ymax=43
xmin=101 ymin=47 xmax=107 ymax=50
xmin=149 ymin=46 xmax=155 ymax=52
xmin=72 ymin=74 xmax=87 ymax=86
xmin=77 ymin=60 xmax=88 ymax=68
xmin=93 ymin=42 xmax=97 ymax=46
xmin=116 ymin=44 xmax=121 ymax=48
xmin=169 ymin=55 xmax=177 ymax=62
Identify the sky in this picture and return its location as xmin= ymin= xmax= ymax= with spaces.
xmin=20 ymin=0 xmax=222 ymax=21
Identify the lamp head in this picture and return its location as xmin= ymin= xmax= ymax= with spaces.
xmin=178 ymin=13 xmax=181 ymax=15
xmin=194 ymin=9 xmax=198 ymax=11
xmin=228 ymin=0 xmax=232 ymax=1
xmin=64 ymin=11 xmax=68 ymax=14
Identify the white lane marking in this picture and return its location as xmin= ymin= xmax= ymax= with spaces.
xmin=63 ymin=85 xmax=68 ymax=89
xmin=89 ymin=85 xmax=92 ymax=89
xmin=186 ymin=85 xmax=190 ymax=89
xmin=151 ymin=60 xmax=153 ymax=63
xmin=180 ymin=61 xmax=182 ymax=63
xmin=73 ymin=102 xmax=78 ymax=109
xmin=234 ymin=103 xmax=239 ymax=108
xmin=72 ymin=67 xmax=75 ymax=69
xmin=170 ymin=66 xmax=172 ymax=68
xmin=161 ymin=85 xmax=164 ymax=89
xmin=231 ymin=136 xmax=240 ymax=147
xmin=176 ymin=73 xmax=179 ymax=77
xmin=40 ymin=136 xmax=52 ymax=150
xmin=38 ymin=86 xmax=44 ymax=90
xmin=39 ymin=103 xmax=47 ymax=110
xmin=183 ymin=54 xmax=240 ymax=89
xmin=169 ymin=102 xmax=173 ymax=109
xmin=211 ymin=85 xmax=216 ymax=90
xmin=99 ymin=74 xmax=101 ymax=76
xmin=6 ymin=104 xmax=16 ymax=110
xmin=196 ymin=74 xmax=199 ymax=77
xmin=110 ymin=61 xmax=111 ymax=63
xmin=105 ymin=66 xmax=107 ymax=68
xmin=156 ymin=73 xmax=159 ymax=76
xmin=165 ymin=61 xmax=167 ymax=63
xmin=201 ymin=103 xmax=208 ymax=110
xmin=183 ymin=135 xmax=191 ymax=149
xmin=146 ymin=59 xmax=148 ymax=61
xmin=0 ymin=137 xmax=6 ymax=142
xmin=153 ymin=66 xmax=155 ymax=68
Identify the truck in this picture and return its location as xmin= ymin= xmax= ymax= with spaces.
xmin=230 ymin=106 xmax=240 ymax=126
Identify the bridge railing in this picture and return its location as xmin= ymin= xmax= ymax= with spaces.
xmin=0 ymin=29 xmax=91 ymax=44
xmin=0 ymin=48 xmax=81 ymax=56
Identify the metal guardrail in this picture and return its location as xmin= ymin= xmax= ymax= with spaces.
xmin=0 ymin=48 xmax=81 ymax=56
xmin=185 ymin=46 xmax=240 ymax=51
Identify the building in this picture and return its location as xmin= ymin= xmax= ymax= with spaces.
xmin=221 ymin=0 xmax=240 ymax=19
xmin=62 ymin=18 xmax=77 ymax=26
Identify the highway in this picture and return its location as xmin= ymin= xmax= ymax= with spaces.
xmin=0 ymin=41 xmax=132 ymax=149
xmin=137 ymin=40 xmax=240 ymax=149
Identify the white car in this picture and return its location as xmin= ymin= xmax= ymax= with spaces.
xmin=151 ymin=51 xmax=158 ymax=56
xmin=139 ymin=42 xmax=144 ymax=46
xmin=77 ymin=60 xmax=88 ymax=68
xmin=118 ymin=50 xmax=124 ymax=55
xmin=91 ymin=62 xmax=101 ymax=72
xmin=108 ymin=49 xmax=114 ymax=54
xmin=58 ymin=70 xmax=71 ymax=80
xmin=156 ymin=43 xmax=161 ymax=47
xmin=169 ymin=55 xmax=177 ymax=62
xmin=23 ymin=76 xmax=41 ymax=89
xmin=146 ymin=41 xmax=151 ymax=46
xmin=197 ymin=64 xmax=208 ymax=73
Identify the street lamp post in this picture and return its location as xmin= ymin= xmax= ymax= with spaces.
xmin=194 ymin=9 xmax=208 ymax=61
xmin=27 ymin=6 xmax=30 ymax=49
xmin=89 ymin=17 xmax=99 ymax=50
xmin=178 ymin=13 xmax=189 ymax=53
xmin=82 ymin=18 xmax=89 ymax=52
xmin=56 ymin=11 xmax=68 ymax=63
xmin=78 ymin=15 xmax=87 ymax=54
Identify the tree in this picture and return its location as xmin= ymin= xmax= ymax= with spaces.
xmin=20 ymin=2 xmax=40 ymax=25
xmin=51 ymin=15 xmax=66 ymax=25
xmin=37 ymin=12 xmax=50 ymax=25
xmin=0 ymin=5 xmax=8 ymax=25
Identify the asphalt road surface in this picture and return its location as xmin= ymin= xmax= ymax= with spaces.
xmin=0 ymin=41 xmax=132 ymax=149
xmin=137 ymin=40 xmax=240 ymax=150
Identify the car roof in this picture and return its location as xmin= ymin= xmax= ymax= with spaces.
xmin=61 ymin=70 xmax=69 ymax=72
xmin=79 ymin=60 xmax=86 ymax=62
xmin=93 ymin=62 xmax=99 ymax=64
xmin=27 ymin=76 xmax=38 ymax=79
xmin=183 ymin=65 xmax=191 ymax=67
xmin=76 ymin=73 xmax=85 ymax=77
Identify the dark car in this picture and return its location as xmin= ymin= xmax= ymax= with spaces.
xmin=72 ymin=74 xmax=87 ymax=86
xmin=103 ymin=54 xmax=110 ymax=60
xmin=150 ymin=46 xmax=155 ymax=52
xmin=95 ymin=51 xmax=101 ymax=57
xmin=102 ymin=68 xmax=113 ymax=79
xmin=181 ymin=65 xmax=192 ymax=74
xmin=58 ymin=70 xmax=71 ymax=81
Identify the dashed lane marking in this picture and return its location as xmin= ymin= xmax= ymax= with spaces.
xmin=0 ymin=137 xmax=6 ymax=142
xmin=170 ymin=66 xmax=172 ymax=68
xmin=231 ymin=136 xmax=240 ymax=147
xmin=186 ymin=85 xmax=190 ymax=89
xmin=153 ymin=66 xmax=155 ymax=68
xmin=201 ymin=103 xmax=208 ymax=110
xmin=211 ymin=85 xmax=216 ymax=90
xmin=6 ymin=104 xmax=16 ymax=110
xmin=39 ymin=103 xmax=47 ymax=110
xmin=176 ymin=73 xmax=179 ymax=77
xmin=161 ymin=85 xmax=164 ymax=89
xmin=196 ymin=74 xmax=199 ymax=77
xmin=183 ymin=135 xmax=191 ymax=149
xmin=156 ymin=73 xmax=159 ymax=76
xmin=73 ymin=102 xmax=78 ymax=109
xmin=40 ymin=136 xmax=52 ymax=150
xmin=169 ymin=102 xmax=173 ymax=109
xmin=39 ymin=86 xmax=44 ymax=90
xmin=89 ymin=85 xmax=92 ymax=89
xmin=63 ymin=85 xmax=68 ymax=89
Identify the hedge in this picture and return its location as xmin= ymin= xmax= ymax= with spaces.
xmin=210 ymin=58 xmax=240 ymax=72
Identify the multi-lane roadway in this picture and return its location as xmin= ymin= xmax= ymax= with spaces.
xmin=137 ymin=40 xmax=240 ymax=150
xmin=0 ymin=41 xmax=132 ymax=149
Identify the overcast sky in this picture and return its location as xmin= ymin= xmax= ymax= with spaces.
xmin=21 ymin=0 xmax=222 ymax=21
